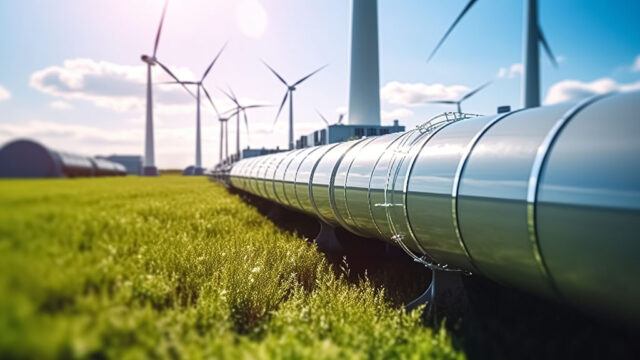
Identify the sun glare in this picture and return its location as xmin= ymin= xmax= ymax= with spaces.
xmin=236 ymin=0 xmax=268 ymax=39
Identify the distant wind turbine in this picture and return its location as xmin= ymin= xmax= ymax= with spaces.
xmin=315 ymin=110 xmax=345 ymax=126
xmin=161 ymin=44 xmax=227 ymax=175
xmin=427 ymin=0 xmax=557 ymax=108
xmin=140 ymin=0 xmax=193 ymax=175
xmin=262 ymin=61 xmax=327 ymax=150
xmin=426 ymin=81 xmax=492 ymax=113
xmin=215 ymin=110 xmax=236 ymax=164
xmin=220 ymin=87 xmax=270 ymax=158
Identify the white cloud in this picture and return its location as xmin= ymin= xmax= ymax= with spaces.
xmin=633 ymin=54 xmax=640 ymax=72
xmin=544 ymin=77 xmax=640 ymax=105
xmin=497 ymin=63 xmax=523 ymax=79
xmin=381 ymin=81 xmax=470 ymax=106
xmin=29 ymin=58 xmax=197 ymax=114
xmin=382 ymin=108 xmax=413 ymax=121
xmin=0 ymin=85 xmax=11 ymax=101
xmin=50 ymin=100 xmax=72 ymax=110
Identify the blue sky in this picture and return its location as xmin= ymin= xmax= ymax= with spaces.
xmin=0 ymin=0 xmax=638 ymax=168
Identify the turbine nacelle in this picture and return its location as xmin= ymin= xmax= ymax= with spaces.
xmin=141 ymin=54 xmax=157 ymax=66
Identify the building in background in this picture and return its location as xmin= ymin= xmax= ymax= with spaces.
xmin=0 ymin=139 xmax=126 ymax=178
xmin=97 ymin=155 xmax=143 ymax=175
xmin=296 ymin=120 xmax=405 ymax=149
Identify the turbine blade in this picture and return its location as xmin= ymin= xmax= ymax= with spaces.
xmin=153 ymin=0 xmax=169 ymax=57
xmin=461 ymin=80 xmax=492 ymax=101
xmin=201 ymin=85 xmax=220 ymax=118
xmin=293 ymin=64 xmax=328 ymax=87
xmin=202 ymin=42 xmax=228 ymax=81
xmin=316 ymin=109 xmax=329 ymax=126
xmin=261 ymin=60 xmax=288 ymax=86
xmin=272 ymin=91 xmax=289 ymax=128
xmin=538 ymin=26 xmax=558 ymax=68
xmin=426 ymin=100 xmax=457 ymax=104
xmin=427 ymin=0 xmax=478 ymax=62
xmin=219 ymin=87 xmax=239 ymax=106
xmin=242 ymin=104 xmax=271 ymax=110
xmin=243 ymin=110 xmax=251 ymax=143
xmin=221 ymin=108 xmax=240 ymax=117
xmin=227 ymin=86 xmax=239 ymax=103
xmin=155 ymin=60 xmax=196 ymax=98
xmin=337 ymin=114 xmax=344 ymax=124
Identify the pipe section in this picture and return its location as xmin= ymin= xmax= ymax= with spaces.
xmin=222 ymin=91 xmax=640 ymax=323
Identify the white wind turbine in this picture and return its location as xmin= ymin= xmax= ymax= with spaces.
xmin=315 ymin=110 xmax=345 ymax=127
xmin=220 ymin=87 xmax=271 ymax=159
xmin=426 ymin=81 xmax=492 ymax=113
xmin=427 ymin=0 xmax=557 ymax=109
xmin=160 ymin=44 xmax=227 ymax=175
xmin=262 ymin=61 xmax=327 ymax=150
xmin=140 ymin=0 xmax=193 ymax=175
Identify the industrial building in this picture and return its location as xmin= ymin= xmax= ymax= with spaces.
xmin=295 ymin=120 xmax=405 ymax=149
xmin=97 ymin=155 xmax=143 ymax=175
xmin=0 ymin=139 xmax=126 ymax=178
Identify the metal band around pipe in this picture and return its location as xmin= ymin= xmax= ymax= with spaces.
xmin=451 ymin=110 xmax=525 ymax=275
xmin=384 ymin=130 xmax=429 ymax=254
xmin=401 ymin=121 xmax=459 ymax=260
xmin=366 ymin=133 xmax=407 ymax=236
xmin=271 ymin=154 xmax=289 ymax=204
xmin=526 ymin=93 xmax=612 ymax=297
xmin=340 ymin=137 xmax=377 ymax=236
xmin=329 ymin=139 xmax=368 ymax=234
xmin=293 ymin=147 xmax=321 ymax=210
xmin=279 ymin=150 xmax=301 ymax=207
xmin=308 ymin=143 xmax=341 ymax=224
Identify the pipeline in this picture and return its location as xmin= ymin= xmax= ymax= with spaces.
xmin=213 ymin=91 xmax=640 ymax=323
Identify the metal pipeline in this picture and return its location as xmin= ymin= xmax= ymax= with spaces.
xmin=220 ymin=91 xmax=640 ymax=323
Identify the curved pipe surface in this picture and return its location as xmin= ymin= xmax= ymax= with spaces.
xmin=220 ymin=91 xmax=640 ymax=323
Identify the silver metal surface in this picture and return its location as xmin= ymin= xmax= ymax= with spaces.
xmin=345 ymin=133 xmax=403 ymax=237
xmin=526 ymin=95 xmax=609 ymax=296
xmin=223 ymin=91 xmax=640 ymax=322
xmin=450 ymin=111 xmax=523 ymax=276
xmin=310 ymin=140 xmax=364 ymax=227
xmin=536 ymin=90 xmax=640 ymax=321
xmin=406 ymin=116 xmax=493 ymax=271
xmin=457 ymin=103 xmax=573 ymax=297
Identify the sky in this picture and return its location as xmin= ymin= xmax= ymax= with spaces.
xmin=0 ymin=0 xmax=638 ymax=169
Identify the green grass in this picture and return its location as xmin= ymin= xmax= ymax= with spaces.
xmin=0 ymin=176 xmax=463 ymax=359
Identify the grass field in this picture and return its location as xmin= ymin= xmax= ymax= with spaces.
xmin=0 ymin=176 xmax=463 ymax=359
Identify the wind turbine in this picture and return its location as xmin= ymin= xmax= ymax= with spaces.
xmin=161 ymin=44 xmax=226 ymax=175
xmin=427 ymin=0 xmax=557 ymax=108
xmin=315 ymin=110 xmax=344 ymax=146
xmin=315 ymin=110 xmax=345 ymax=127
xmin=220 ymin=87 xmax=270 ymax=158
xmin=262 ymin=61 xmax=327 ymax=150
xmin=140 ymin=0 xmax=193 ymax=175
xmin=215 ymin=110 xmax=236 ymax=165
xmin=426 ymin=81 xmax=492 ymax=113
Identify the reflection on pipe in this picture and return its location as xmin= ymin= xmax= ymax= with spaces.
xmin=215 ymin=91 xmax=640 ymax=323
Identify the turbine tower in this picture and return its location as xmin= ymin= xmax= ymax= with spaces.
xmin=427 ymin=0 xmax=557 ymax=109
xmin=263 ymin=61 xmax=327 ymax=150
xmin=220 ymin=87 xmax=270 ymax=158
xmin=348 ymin=0 xmax=381 ymax=126
xmin=426 ymin=81 xmax=492 ymax=113
xmin=161 ymin=45 xmax=226 ymax=175
xmin=139 ymin=0 xmax=170 ymax=176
